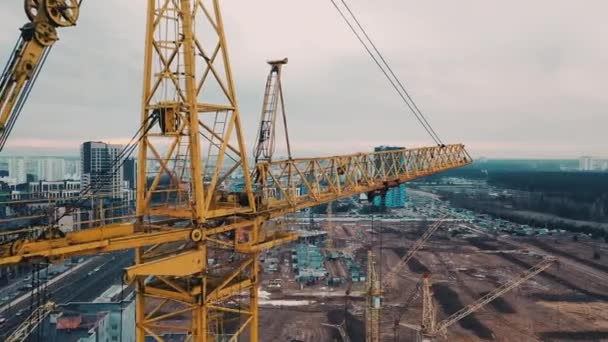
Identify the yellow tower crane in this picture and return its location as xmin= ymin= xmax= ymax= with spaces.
xmin=0 ymin=1 xmax=472 ymax=341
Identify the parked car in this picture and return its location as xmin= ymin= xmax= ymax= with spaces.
xmin=18 ymin=284 xmax=33 ymax=292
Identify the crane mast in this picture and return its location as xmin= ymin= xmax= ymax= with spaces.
xmin=0 ymin=1 xmax=472 ymax=341
xmin=253 ymin=58 xmax=291 ymax=164
xmin=365 ymin=250 xmax=381 ymax=342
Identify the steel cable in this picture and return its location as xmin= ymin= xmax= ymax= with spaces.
xmin=329 ymin=0 xmax=443 ymax=145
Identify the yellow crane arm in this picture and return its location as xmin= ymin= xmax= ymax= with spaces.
xmin=0 ymin=144 xmax=471 ymax=266
xmin=436 ymin=255 xmax=556 ymax=332
xmin=0 ymin=0 xmax=80 ymax=150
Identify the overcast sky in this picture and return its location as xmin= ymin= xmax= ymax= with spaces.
xmin=0 ymin=1 xmax=606 ymax=158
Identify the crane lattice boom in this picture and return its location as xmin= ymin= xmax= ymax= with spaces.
xmin=437 ymin=256 xmax=556 ymax=332
xmin=402 ymin=255 xmax=556 ymax=340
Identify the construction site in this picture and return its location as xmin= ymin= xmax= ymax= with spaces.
xmin=0 ymin=1 xmax=606 ymax=342
xmin=253 ymin=202 xmax=608 ymax=341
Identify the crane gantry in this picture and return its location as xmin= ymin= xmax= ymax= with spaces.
xmin=0 ymin=1 xmax=472 ymax=341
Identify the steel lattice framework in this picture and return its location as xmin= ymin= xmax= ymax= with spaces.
xmin=0 ymin=1 xmax=472 ymax=341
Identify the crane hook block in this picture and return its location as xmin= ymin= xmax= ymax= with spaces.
xmin=154 ymin=103 xmax=181 ymax=135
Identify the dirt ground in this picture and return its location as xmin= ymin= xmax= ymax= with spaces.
xmin=257 ymin=219 xmax=608 ymax=342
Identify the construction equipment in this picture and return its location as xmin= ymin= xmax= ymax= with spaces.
xmin=0 ymin=1 xmax=471 ymax=341
xmin=253 ymin=58 xmax=291 ymax=164
xmin=401 ymin=255 xmax=557 ymax=341
xmin=383 ymin=216 xmax=448 ymax=289
xmin=322 ymin=321 xmax=352 ymax=342
xmin=5 ymin=301 xmax=56 ymax=342
xmin=327 ymin=201 xmax=334 ymax=249
xmin=365 ymin=250 xmax=381 ymax=342
xmin=392 ymin=275 xmax=424 ymax=342
xmin=0 ymin=0 xmax=80 ymax=151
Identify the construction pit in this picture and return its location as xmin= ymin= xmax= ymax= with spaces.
xmin=255 ymin=219 xmax=608 ymax=341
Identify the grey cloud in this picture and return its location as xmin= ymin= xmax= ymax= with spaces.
xmin=0 ymin=0 xmax=606 ymax=158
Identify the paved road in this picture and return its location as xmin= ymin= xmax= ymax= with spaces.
xmin=0 ymin=250 xmax=133 ymax=340
xmin=0 ymin=258 xmax=95 ymax=314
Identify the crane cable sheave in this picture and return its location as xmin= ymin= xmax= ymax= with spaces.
xmin=24 ymin=0 xmax=81 ymax=27
xmin=0 ymin=0 xmax=80 ymax=149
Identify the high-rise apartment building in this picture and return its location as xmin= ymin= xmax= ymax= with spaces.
xmin=81 ymin=142 xmax=125 ymax=198
xmin=372 ymin=146 xmax=407 ymax=208
xmin=8 ymin=157 xmax=27 ymax=184
xmin=38 ymin=158 xmax=66 ymax=181
xmin=579 ymin=156 xmax=593 ymax=171
xmin=372 ymin=184 xmax=407 ymax=208
xmin=122 ymin=158 xmax=137 ymax=190
xmin=64 ymin=158 xmax=81 ymax=180
xmin=579 ymin=156 xmax=608 ymax=172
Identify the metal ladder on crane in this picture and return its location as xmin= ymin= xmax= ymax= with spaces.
xmin=203 ymin=110 xmax=229 ymax=182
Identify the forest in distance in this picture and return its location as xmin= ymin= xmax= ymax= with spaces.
xmin=420 ymin=159 xmax=608 ymax=239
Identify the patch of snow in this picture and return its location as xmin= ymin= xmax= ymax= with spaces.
xmin=259 ymin=299 xmax=314 ymax=306
xmin=258 ymin=289 xmax=271 ymax=299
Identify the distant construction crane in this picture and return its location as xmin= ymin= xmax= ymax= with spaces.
xmin=5 ymin=301 xmax=56 ymax=342
xmin=365 ymin=215 xmax=445 ymax=342
xmin=0 ymin=1 xmax=471 ymax=341
xmin=392 ymin=276 xmax=423 ymax=342
xmin=253 ymin=58 xmax=291 ymax=165
xmin=327 ymin=201 xmax=334 ymax=249
xmin=383 ymin=216 xmax=448 ymax=289
xmin=322 ymin=321 xmax=352 ymax=342
xmin=365 ymin=250 xmax=381 ymax=342
xmin=401 ymin=254 xmax=557 ymax=341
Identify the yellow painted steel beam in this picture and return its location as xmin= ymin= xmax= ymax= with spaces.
xmin=125 ymin=249 xmax=206 ymax=282
xmin=144 ymin=285 xmax=194 ymax=304
xmin=235 ymin=231 xmax=298 ymax=253
xmin=0 ymin=145 xmax=470 ymax=266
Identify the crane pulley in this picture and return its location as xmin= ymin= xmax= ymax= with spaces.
xmin=0 ymin=0 xmax=81 ymax=151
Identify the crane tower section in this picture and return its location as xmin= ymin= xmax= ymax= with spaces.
xmin=254 ymin=58 xmax=291 ymax=164
xmin=132 ymin=1 xmax=262 ymax=341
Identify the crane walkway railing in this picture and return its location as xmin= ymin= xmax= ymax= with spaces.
xmin=257 ymin=144 xmax=470 ymax=215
